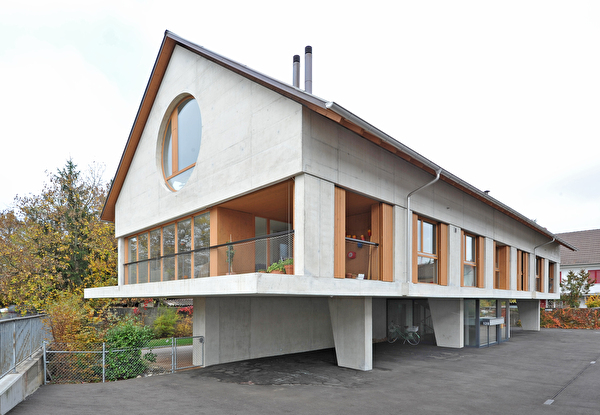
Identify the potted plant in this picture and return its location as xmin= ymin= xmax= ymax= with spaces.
xmin=282 ymin=258 xmax=294 ymax=275
xmin=267 ymin=260 xmax=285 ymax=274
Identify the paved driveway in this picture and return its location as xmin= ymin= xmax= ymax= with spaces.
xmin=11 ymin=328 xmax=600 ymax=415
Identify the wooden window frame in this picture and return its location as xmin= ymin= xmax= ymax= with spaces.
xmin=124 ymin=210 xmax=209 ymax=284
xmin=535 ymin=256 xmax=544 ymax=292
xmin=412 ymin=214 xmax=447 ymax=285
xmin=461 ymin=231 xmax=484 ymax=288
xmin=162 ymin=96 xmax=199 ymax=191
xmin=516 ymin=250 xmax=529 ymax=291
xmin=493 ymin=243 xmax=509 ymax=290
xmin=548 ymin=261 xmax=556 ymax=293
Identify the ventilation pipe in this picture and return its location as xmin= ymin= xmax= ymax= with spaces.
xmin=305 ymin=46 xmax=312 ymax=93
xmin=292 ymin=55 xmax=300 ymax=88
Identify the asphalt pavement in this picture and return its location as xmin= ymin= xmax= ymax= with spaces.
xmin=10 ymin=328 xmax=600 ymax=415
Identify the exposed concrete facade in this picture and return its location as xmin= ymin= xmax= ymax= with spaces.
xmin=85 ymin=32 xmax=574 ymax=371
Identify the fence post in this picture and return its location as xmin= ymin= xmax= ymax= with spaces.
xmin=102 ymin=342 xmax=106 ymax=383
xmin=12 ymin=321 xmax=16 ymax=374
xmin=171 ymin=337 xmax=176 ymax=373
xmin=43 ymin=341 xmax=47 ymax=385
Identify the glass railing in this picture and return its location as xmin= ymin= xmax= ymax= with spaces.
xmin=124 ymin=231 xmax=294 ymax=284
xmin=344 ymin=238 xmax=379 ymax=280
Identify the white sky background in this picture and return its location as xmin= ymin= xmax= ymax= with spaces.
xmin=0 ymin=0 xmax=598 ymax=233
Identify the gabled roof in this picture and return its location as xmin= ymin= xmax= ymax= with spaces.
xmin=557 ymin=229 xmax=600 ymax=266
xmin=101 ymin=30 xmax=575 ymax=251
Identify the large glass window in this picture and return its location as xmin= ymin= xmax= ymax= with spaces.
xmin=125 ymin=212 xmax=210 ymax=283
xmin=162 ymin=97 xmax=202 ymax=191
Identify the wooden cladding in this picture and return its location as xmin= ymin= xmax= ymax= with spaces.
xmin=517 ymin=250 xmax=529 ymax=291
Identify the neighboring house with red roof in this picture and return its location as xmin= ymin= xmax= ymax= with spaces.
xmin=557 ymin=229 xmax=600 ymax=307
xmin=85 ymin=31 xmax=574 ymax=370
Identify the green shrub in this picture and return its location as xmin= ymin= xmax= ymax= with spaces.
xmin=153 ymin=307 xmax=178 ymax=338
xmin=103 ymin=317 xmax=155 ymax=381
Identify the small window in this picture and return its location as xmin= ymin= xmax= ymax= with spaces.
xmin=462 ymin=233 xmax=477 ymax=287
xmin=412 ymin=214 xmax=448 ymax=285
xmin=162 ymin=97 xmax=202 ymax=191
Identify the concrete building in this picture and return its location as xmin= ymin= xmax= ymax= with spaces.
xmin=557 ymin=228 xmax=600 ymax=307
xmin=85 ymin=31 xmax=575 ymax=371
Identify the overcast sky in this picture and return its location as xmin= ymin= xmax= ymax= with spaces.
xmin=1 ymin=0 xmax=599 ymax=233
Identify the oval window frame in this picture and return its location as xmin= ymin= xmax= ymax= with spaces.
xmin=160 ymin=96 xmax=202 ymax=191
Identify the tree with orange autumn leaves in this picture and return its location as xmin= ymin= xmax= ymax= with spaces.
xmin=0 ymin=160 xmax=117 ymax=316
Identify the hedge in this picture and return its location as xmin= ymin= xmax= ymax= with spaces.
xmin=541 ymin=308 xmax=600 ymax=329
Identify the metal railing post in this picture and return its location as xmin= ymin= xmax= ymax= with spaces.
xmin=12 ymin=321 xmax=16 ymax=374
xmin=171 ymin=337 xmax=176 ymax=373
xmin=102 ymin=342 xmax=106 ymax=383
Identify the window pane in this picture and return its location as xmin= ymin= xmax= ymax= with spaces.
xmin=163 ymin=224 xmax=175 ymax=256
xmin=163 ymin=123 xmax=173 ymax=177
xmin=422 ymin=221 xmax=436 ymax=254
xmin=128 ymin=237 xmax=137 ymax=263
xmin=178 ymin=219 xmax=192 ymax=252
xmin=463 ymin=264 xmax=476 ymax=286
xmin=138 ymin=262 xmax=148 ymax=284
xmin=150 ymin=229 xmax=161 ymax=259
xmin=418 ymin=256 xmax=437 ymax=283
xmin=177 ymin=99 xmax=202 ymax=170
xmin=178 ymin=253 xmax=192 ymax=279
xmin=150 ymin=258 xmax=161 ymax=282
xmin=194 ymin=250 xmax=210 ymax=278
xmin=126 ymin=264 xmax=137 ymax=285
xmin=138 ymin=233 xmax=148 ymax=260
xmin=465 ymin=235 xmax=475 ymax=262
xmin=163 ymin=257 xmax=175 ymax=281
xmin=194 ymin=213 xmax=210 ymax=248
xmin=168 ymin=169 xmax=194 ymax=191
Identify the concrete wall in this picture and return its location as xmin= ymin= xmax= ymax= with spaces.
xmin=0 ymin=351 xmax=44 ymax=415
xmin=193 ymin=296 xmax=334 ymax=367
xmin=114 ymin=45 xmax=304 ymax=238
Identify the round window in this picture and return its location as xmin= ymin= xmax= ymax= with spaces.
xmin=162 ymin=97 xmax=202 ymax=190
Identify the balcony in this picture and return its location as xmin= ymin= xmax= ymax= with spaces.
xmin=124 ymin=231 xmax=294 ymax=284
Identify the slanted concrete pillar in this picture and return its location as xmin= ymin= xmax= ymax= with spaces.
xmin=429 ymin=298 xmax=464 ymax=348
xmin=516 ymin=299 xmax=540 ymax=331
xmin=328 ymin=297 xmax=373 ymax=371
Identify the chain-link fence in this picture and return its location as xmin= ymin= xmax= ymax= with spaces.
xmin=44 ymin=336 xmax=204 ymax=384
xmin=0 ymin=315 xmax=49 ymax=380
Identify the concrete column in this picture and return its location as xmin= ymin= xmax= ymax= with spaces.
xmin=509 ymin=247 xmax=518 ymax=291
xmin=294 ymin=174 xmax=335 ymax=277
xmin=328 ymin=297 xmax=373 ymax=371
xmin=193 ymin=297 xmax=220 ymax=367
xmin=447 ymin=226 xmax=462 ymax=287
xmin=393 ymin=206 xmax=407 ymax=283
xmin=429 ymin=298 xmax=464 ymax=348
xmin=516 ymin=299 xmax=540 ymax=331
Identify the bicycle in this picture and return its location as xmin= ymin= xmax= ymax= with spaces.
xmin=387 ymin=321 xmax=420 ymax=345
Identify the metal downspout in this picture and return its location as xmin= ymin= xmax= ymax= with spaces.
xmin=406 ymin=169 xmax=442 ymax=282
